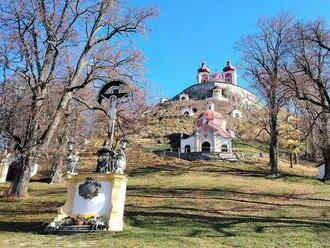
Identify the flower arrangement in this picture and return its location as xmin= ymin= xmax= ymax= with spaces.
xmin=60 ymin=215 xmax=106 ymax=230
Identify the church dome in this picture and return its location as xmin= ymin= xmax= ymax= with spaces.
xmin=196 ymin=110 xmax=224 ymax=129
xmin=223 ymin=61 xmax=235 ymax=72
xmin=198 ymin=62 xmax=210 ymax=73
xmin=197 ymin=110 xmax=223 ymax=120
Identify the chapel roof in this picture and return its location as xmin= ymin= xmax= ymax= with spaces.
xmin=198 ymin=62 xmax=210 ymax=73
xmin=196 ymin=124 xmax=231 ymax=138
xmin=223 ymin=60 xmax=235 ymax=72
xmin=197 ymin=110 xmax=223 ymax=120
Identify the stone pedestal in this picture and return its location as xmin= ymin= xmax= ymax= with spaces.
xmin=55 ymin=173 xmax=127 ymax=231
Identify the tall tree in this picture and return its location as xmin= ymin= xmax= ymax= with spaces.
xmin=237 ymin=13 xmax=293 ymax=176
xmin=284 ymin=20 xmax=330 ymax=179
xmin=0 ymin=0 xmax=156 ymax=197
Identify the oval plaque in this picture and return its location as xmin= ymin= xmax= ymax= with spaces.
xmin=78 ymin=177 xmax=101 ymax=200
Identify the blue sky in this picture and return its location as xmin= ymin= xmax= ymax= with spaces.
xmin=132 ymin=0 xmax=330 ymax=99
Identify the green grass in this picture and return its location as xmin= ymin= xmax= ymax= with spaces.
xmin=0 ymin=159 xmax=330 ymax=247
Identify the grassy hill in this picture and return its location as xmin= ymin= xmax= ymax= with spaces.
xmin=0 ymin=158 xmax=329 ymax=247
xmin=133 ymin=99 xmax=238 ymax=150
xmin=0 ymin=100 xmax=327 ymax=247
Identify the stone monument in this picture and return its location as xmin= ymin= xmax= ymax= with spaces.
xmin=47 ymin=80 xmax=130 ymax=233
xmin=0 ymin=151 xmax=11 ymax=183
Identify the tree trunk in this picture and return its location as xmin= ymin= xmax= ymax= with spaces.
xmin=7 ymin=155 xmax=34 ymax=198
xmin=323 ymin=151 xmax=330 ymax=180
xmin=319 ymin=112 xmax=330 ymax=180
xmin=307 ymin=130 xmax=318 ymax=161
xmin=49 ymin=137 xmax=67 ymax=184
xmin=42 ymin=92 xmax=72 ymax=147
xmin=269 ymin=138 xmax=278 ymax=175
xmin=294 ymin=152 xmax=298 ymax=165
xmin=49 ymin=159 xmax=64 ymax=184
xmin=289 ymin=153 xmax=293 ymax=168
xmin=269 ymin=109 xmax=279 ymax=176
xmin=7 ymin=92 xmax=72 ymax=197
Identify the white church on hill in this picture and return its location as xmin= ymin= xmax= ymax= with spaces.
xmin=180 ymin=101 xmax=232 ymax=153
xmin=172 ymin=60 xmax=258 ymax=106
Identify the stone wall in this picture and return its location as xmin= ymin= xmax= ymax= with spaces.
xmin=154 ymin=150 xmax=269 ymax=162
xmin=171 ymin=81 xmax=258 ymax=105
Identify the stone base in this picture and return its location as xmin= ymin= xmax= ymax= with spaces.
xmin=47 ymin=173 xmax=127 ymax=232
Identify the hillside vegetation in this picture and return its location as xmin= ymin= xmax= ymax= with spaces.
xmin=132 ymin=99 xmax=244 ymax=152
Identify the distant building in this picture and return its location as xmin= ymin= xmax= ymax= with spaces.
xmin=231 ymin=109 xmax=242 ymax=118
xmin=172 ymin=61 xmax=258 ymax=106
xmin=180 ymin=102 xmax=232 ymax=153
xmin=181 ymin=106 xmax=197 ymax=116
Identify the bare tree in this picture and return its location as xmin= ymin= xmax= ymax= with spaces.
xmin=284 ymin=20 xmax=330 ymax=179
xmin=0 ymin=0 xmax=156 ymax=197
xmin=236 ymin=13 xmax=294 ymax=176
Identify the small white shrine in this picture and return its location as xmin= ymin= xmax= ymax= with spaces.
xmin=317 ymin=162 xmax=325 ymax=179
xmin=180 ymin=101 xmax=232 ymax=153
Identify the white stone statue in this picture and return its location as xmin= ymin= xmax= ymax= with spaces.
xmin=67 ymin=152 xmax=79 ymax=175
xmin=115 ymin=149 xmax=126 ymax=174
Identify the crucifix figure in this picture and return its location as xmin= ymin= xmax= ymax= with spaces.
xmin=97 ymin=81 xmax=129 ymax=145
xmin=96 ymin=80 xmax=129 ymax=173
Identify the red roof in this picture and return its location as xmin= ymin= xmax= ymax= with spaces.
xmin=196 ymin=125 xmax=231 ymax=138
xmin=223 ymin=61 xmax=235 ymax=72
xmin=198 ymin=62 xmax=210 ymax=73
xmin=195 ymin=110 xmax=226 ymax=131
xmin=197 ymin=111 xmax=223 ymax=120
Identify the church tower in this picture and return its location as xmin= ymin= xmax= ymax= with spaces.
xmin=196 ymin=62 xmax=210 ymax=83
xmin=222 ymin=61 xmax=236 ymax=84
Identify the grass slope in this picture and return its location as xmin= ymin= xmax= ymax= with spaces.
xmin=0 ymin=158 xmax=329 ymax=248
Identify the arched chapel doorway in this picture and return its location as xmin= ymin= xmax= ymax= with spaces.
xmin=201 ymin=142 xmax=211 ymax=152
xmin=185 ymin=145 xmax=191 ymax=153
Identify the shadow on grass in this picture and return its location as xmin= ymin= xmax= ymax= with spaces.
xmin=128 ymin=164 xmax=195 ymax=178
xmin=0 ymin=221 xmax=46 ymax=233
xmin=191 ymin=163 xmax=314 ymax=180
xmin=128 ymin=162 xmax=314 ymax=181
xmin=27 ymin=189 xmax=66 ymax=196
xmin=125 ymin=209 xmax=330 ymax=237
xmin=0 ymin=209 xmax=55 ymax=215
xmin=128 ymin=166 xmax=175 ymax=177
xmin=127 ymin=185 xmax=330 ymax=203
